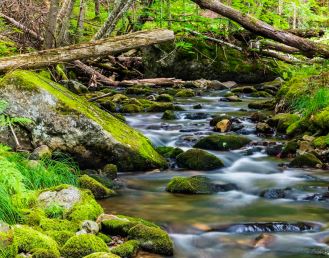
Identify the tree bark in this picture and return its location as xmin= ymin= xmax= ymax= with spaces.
xmin=44 ymin=0 xmax=60 ymax=49
xmin=56 ymin=0 xmax=76 ymax=46
xmin=191 ymin=0 xmax=329 ymax=58
xmin=0 ymin=29 xmax=174 ymax=72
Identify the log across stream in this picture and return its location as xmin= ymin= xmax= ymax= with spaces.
xmin=99 ymin=86 xmax=329 ymax=258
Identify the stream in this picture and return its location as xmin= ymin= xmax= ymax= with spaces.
xmin=99 ymin=87 xmax=329 ymax=258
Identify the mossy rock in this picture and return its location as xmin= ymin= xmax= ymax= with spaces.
xmin=156 ymin=94 xmax=174 ymax=102
xmin=13 ymin=225 xmax=60 ymax=257
xmin=281 ymin=141 xmax=298 ymax=158
xmin=0 ymin=230 xmax=18 ymax=258
xmin=147 ymin=102 xmax=178 ymax=112
xmin=96 ymin=233 xmax=112 ymax=244
xmin=248 ymin=100 xmax=275 ymax=110
xmin=175 ymin=89 xmax=195 ymax=97
xmin=194 ymin=134 xmax=251 ymax=151
xmin=102 ymin=164 xmax=118 ymax=180
xmin=289 ymin=153 xmax=323 ymax=168
xmin=125 ymin=87 xmax=151 ymax=95
xmin=67 ymin=190 xmax=104 ymax=222
xmin=156 ymin=146 xmax=183 ymax=159
xmin=128 ymin=224 xmax=173 ymax=256
xmin=44 ymin=230 xmax=75 ymax=247
xmin=120 ymin=104 xmax=143 ymax=113
xmin=111 ymin=94 xmax=129 ymax=103
xmin=209 ymin=115 xmax=232 ymax=126
xmin=97 ymin=99 xmax=116 ymax=112
xmin=161 ymin=110 xmax=178 ymax=120
xmin=166 ymin=175 xmax=218 ymax=194
xmin=31 ymin=248 xmax=60 ymax=258
xmin=0 ymin=70 xmax=166 ymax=171
xmin=101 ymin=215 xmax=158 ymax=237
xmin=250 ymin=91 xmax=273 ymax=97
xmin=20 ymin=208 xmax=46 ymax=226
xmin=61 ymin=234 xmax=109 ymax=258
xmin=313 ymin=135 xmax=329 ymax=149
xmin=39 ymin=218 xmax=79 ymax=232
xmin=268 ymin=113 xmax=300 ymax=133
xmin=83 ymin=252 xmax=119 ymax=258
xmin=176 ymin=148 xmax=224 ymax=170
xmin=231 ymin=86 xmax=256 ymax=93
xmin=111 ymin=240 xmax=140 ymax=258
xmin=79 ymin=175 xmax=116 ymax=199
xmin=313 ymin=108 xmax=329 ymax=131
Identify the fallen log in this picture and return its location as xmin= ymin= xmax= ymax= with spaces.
xmin=286 ymin=29 xmax=325 ymax=38
xmin=73 ymin=60 xmax=115 ymax=86
xmin=260 ymin=40 xmax=300 ymax=54
xmin=191 ymin=0 xmax=329 ymax=58
xmin=0 ymin=29 xmax=174 ymax=73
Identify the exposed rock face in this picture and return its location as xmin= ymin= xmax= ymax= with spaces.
xmin=0 ymin=70 xmax=166 ymax=171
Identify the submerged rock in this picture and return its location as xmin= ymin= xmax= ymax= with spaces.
xmin=194 ymin=134 xmax=251 ymax=151
xmin=0 ymin=70 xmax=165 ymax=171
xmin=176 ymin=148 xmax=224 ymax=170
xmin=256 ymin=122 xmax=273 ymax=134
xmin=260 ymin=188 xmax=289 ymax=199
xmin=184 ymin=112 xmax=208 ymax=120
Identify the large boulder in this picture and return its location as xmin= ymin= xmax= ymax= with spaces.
xmin=0 ymin=70 xmax=165 ymax=171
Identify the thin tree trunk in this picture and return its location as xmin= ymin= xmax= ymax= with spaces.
xmin=44 ymin=0 xmax=60 ymax=49
xmin=56 ymin=0 xmax=76 ymax=46
xmin=75 ymin=0 xmax=86 ymax=43
xmin=0 ymin=29 xmax=174 ymax=72
xmin=94 ymin=0 xmax=100 ymax=18
xmin=191 ymin=0 xmax=329 ymax=58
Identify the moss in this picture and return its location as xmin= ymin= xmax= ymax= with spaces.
xmin=39 ymin=218 xmax=79 ymax=232
xmin=166 ymin=175 xmax=218 ymax=194
xmin=83 ymin=252 xmax=120 ymax=258
xmin=176 ymin=148 xmax=224 ymax=170
xmin=111 ymin=240 xmax=140 ymax=258
xmin=175 ymin=89 xmax=195 ymax=97
xmin=44 ymin=230 xmax=75 ymax=247
xmin=125 ymin=87 xmax=151 ymax=95
xmin=0 ymin=70 xmax=166 ymax=170
xmin=281 ymin=141 xmax=298 ymax=157
xmin=101 ymin=215 xmax=158 ymax=237
xmin=61 ymin=234 xmax=109 ymax=258
xmin=250 ymin=91 xmax=273 ymax=97
xmin=268 ymin=113 xmax=300 ymax=133
xmin=111 ymin=94 xmax=128 ymax=103
xmin=248 ymin=100 xmax=275 ymax=110
xmin=194 ymin=134 xmax=251 ymax=151
xmin=96 ymin=233 xmax=112 ymax=243
xmin=44 ymin=203 xmax=65 ymax=219
xmin=313 ymin=135 xmax=329 ymax=149
xmin=20 ymin=208 xmax=46 ymax=226
xmin=31 ymin=248 xmax=59 ymax=258
xmin=67 ymin=190 xmax=103 ymax=222
xmin=289 ymin=153 xmax=323 ymax=168
xmin=120 ymin=104 xmax=143 ymax=113
xmin=161 ymin=110 xmax=177 ymax=120
xmin=156 ymin=94 xmax=174 ymax=102
xmin=13 ymin=225 xmax=60 ymax=257
xmin=128 ymin=224 xmax=173 ymax=256
xmin=79 ymin=175 xmax=116 ymax=199
xmin=102 ymin=164 xmax=118 ymax=180
xmin=313 ymin=108 xmax=329 ymax=131
xmin=97 ymin=99 xmax=116 ymax=112
xmin=0 ymin=230 xmax=18 ymax=258
xmin=156 ymin=146 xmax=183 ymax=158
xmin=231 ymin=86 xmax=256 ymax=93
xmin=147 ymin=102 xmax=176 ymax=112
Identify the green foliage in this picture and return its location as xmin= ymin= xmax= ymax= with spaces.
xmin=0 ymin=145 xmax=79 ymax=225
xmin=44 ymin=203 xmax=65 ymax=219
xmin=0 ymin=100 xmax=32 ymax=128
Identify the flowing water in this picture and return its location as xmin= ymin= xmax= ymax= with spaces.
xmin=99 ymin=88 xmax=329 ymax=258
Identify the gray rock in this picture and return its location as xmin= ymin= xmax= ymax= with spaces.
xmin=30 ymin=145 xmax=52 ymax=160
xmin=81 ymin=220 xmax=99 ymax=234
xmin=38 ymin=186 xmax=81 ymax=210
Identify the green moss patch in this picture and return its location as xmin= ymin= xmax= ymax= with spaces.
xmin=194 ymin=134 xmax=251 ymax=151
xmin=79 ymin=175 xmax=116 ymax=199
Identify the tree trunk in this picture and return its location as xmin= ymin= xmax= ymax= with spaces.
xmin=75 ymin=0 xmax=86 ymax=43
xmin=191 ymin=0 xmax=329 ymax=58
xmin=94 ymin=0 xmax=100 ymax=18
xmin=44 ymin=0 xmax=60 ymax=49
xmin=56 ymin=0 xmax=76 ymax=46
xmin=0 ymin=29 xmax=174 ymax=72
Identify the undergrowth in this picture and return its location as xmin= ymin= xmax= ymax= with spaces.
xmin=0 ymin=145 xmax=79 ymax=224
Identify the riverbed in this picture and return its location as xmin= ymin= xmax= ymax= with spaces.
xmin=99 ymin=88 xmax=329 ymax=258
